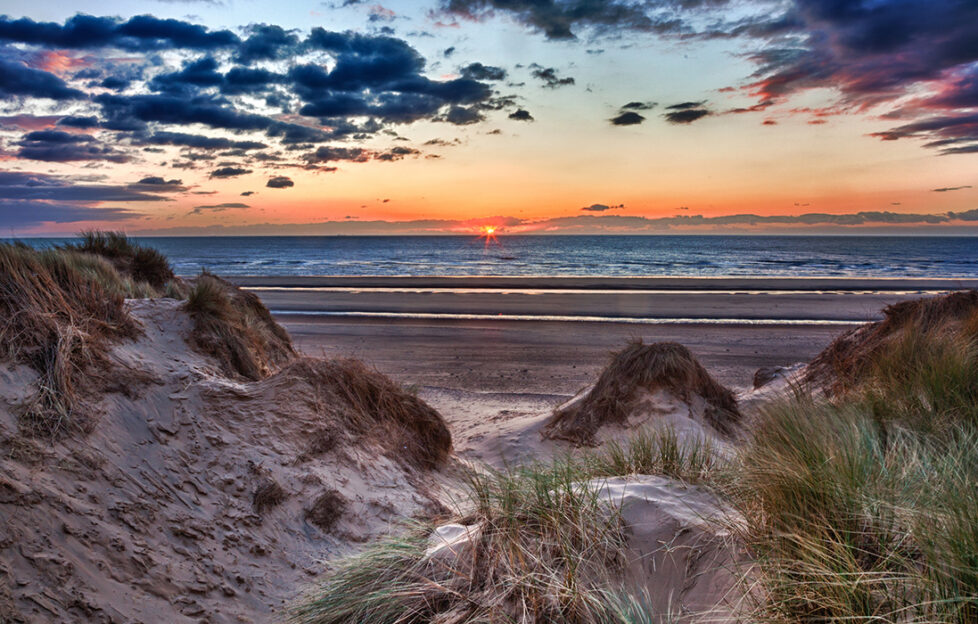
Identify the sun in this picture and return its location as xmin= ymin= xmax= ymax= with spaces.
xmin=478 ymin=225 xmax=500 ymax=246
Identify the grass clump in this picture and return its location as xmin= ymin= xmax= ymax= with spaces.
xmin=72 ymin=230 xmax=179 ymax=291
xmin=282 ymin=358 xmax=452 ymax=470
xmin=729 ymin=292 xmax=978 ymax=623
xmin=290 ymin=426 xmax=723 ymax=624
xmin=544 ymin=341 xmax=740 ymax=445
xmin=0 ymin=242 xmax=141 ymax=436
xmin=183 ymin=271 xmax=294 ymax=380
xmin=252 ymin=476 xmax=288 ymax=514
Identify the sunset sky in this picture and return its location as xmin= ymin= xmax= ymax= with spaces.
xmin=0 ymin=0 xmax=976 ymax=235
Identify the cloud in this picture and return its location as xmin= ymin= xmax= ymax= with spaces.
xmin=209 ymin=166 xmax=252 ymax=178
xmin=0 ymin=57 xmax=85 ymax=100
xmin=139 ymin=131 xmax=267 ymax=151
xmin=0 ymin=114 xmax=62 ymax=130
xmin=581 ymin=203 xmax=623 ymax=212
xmin=663 ymin=102 xmax=712 ymax=124
xmin=57 ymin=115 xmax=100 ymax=129
xmin=128 ymin=176 xmax=187 ymax=192
xmin=440 ymin=0 xmax=689 ymax=40
xmin=460 ymin=62 xmax=506 ymax=81
xmin=241 ymin=191 xmax=255 ymax=196
xmin=932 ymin=185 xmax=972 ymax=193
xmin=531 ymin=66 xmax=574 ymax=88
xmin=0 ymin=171 xmax=168 ymax=202
xmin=305 ymin=145 xmax=369 ymax=163
xmin=0 ymin=200 xmax=136 ymax=227
xmin=0 ymin=14 xmax=239 ymax=51
xmin=621 ymin=101 xmax=655 ymax=110
xmin=266 ymin=175 xmax=294 ymax=188
xmin=189 ymin=201 xmax=250 ymax=215
xmin=735 ymin=0 xmax=978 ymax=154
xmin=234 ymin=24 xmax=299 ymax=64
xmin=15 ymin=130 xmax=131 ymax=163
xmin=0 ymin=17 xmax=507 ymax=174
xmin=443 ymin=105 xmax=483 ymax=125
xmin=508 ymin=108 xmax=533 ymax=121
xmin=610 ymin=111 xmax=645 ymax=126
xmin=132 ymin=207 xmax=978 ymax=236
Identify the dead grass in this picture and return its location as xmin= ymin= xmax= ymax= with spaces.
xmin=806 ymin=289 xmax=978 ymax=393
xmin=283 ymin=358 xmax=452 ymax=470
xmin=72 ymin=230 xmax=179 ymax=291
xmin=544 ymin=340 xmax=739 ymax=445
xmin=253 ymin=477 xmax=288 ymax=514
xmin=0 ymin=243 xmax=141 ymax=437
xmin=306 ymin=489 xmax=347 ymax=531
xmin=183 ymin=271 xmax=295 ymax=380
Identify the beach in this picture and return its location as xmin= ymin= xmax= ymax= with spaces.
xmin=243 ymin=276 xmax=978 ymax=394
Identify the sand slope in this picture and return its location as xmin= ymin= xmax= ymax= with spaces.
xmin=0 ymin=300 xmax=446 ymax=623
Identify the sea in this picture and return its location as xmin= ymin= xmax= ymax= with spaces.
xmin=17 ymin=235 xmax=978 ymax=278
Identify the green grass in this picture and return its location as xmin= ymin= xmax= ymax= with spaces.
xmin=727 ymin=323 xmax=978 ymax=623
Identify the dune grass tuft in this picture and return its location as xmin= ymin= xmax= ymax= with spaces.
xmin=183 ymin=271 xmax=295 ymax=380
xmin=0 ymin=242 xmax=141 ymax=436
xmin=72 ymin=230 xmax=178 ymax=291
xmin=544 ymin=341 xmax=740 ymax=445
xmin=282 ymin=357 xmax=452 ymax=470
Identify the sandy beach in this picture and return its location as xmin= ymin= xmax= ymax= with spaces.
xmin=243 ymin=276 xmax=977 ymax=394
xmin=5 ymin=233 xmax=978 ymax=623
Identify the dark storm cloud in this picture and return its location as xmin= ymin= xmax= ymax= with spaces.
xmin=266 ymin=175 xmax=294 ymax=188
xmin=0 ymin=14 xmax=239 ymax=50
xmin=139 ymin=131 xmax=267 ymax=151
xmin=508 ymin=109 xmax=533 ymax=121
xmin=15 ymin=130 xmax=131 ymax=163
xmin=0 ymin=57 xmax=85 ymax=100
xmin=95 ymin=93 xmax=269 ymax=132
xmin=234 ymin=24 xmax=299 ymax=64
xmin=209 ymin=166 xmax=252 ymax=178
xmin=531 ymin=66 xmax=575 ymax=88
xmin=460 ymin=62 xmax=507 ymax=81
xmin=610 ymin=111 xmax=645 ymax=125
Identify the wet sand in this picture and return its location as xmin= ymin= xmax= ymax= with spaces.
xmin=244 ymin=276 xmax=975 ymax=394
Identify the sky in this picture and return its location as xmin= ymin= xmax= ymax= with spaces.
xmin=0 ymin=0 xmax=976 ymax=236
